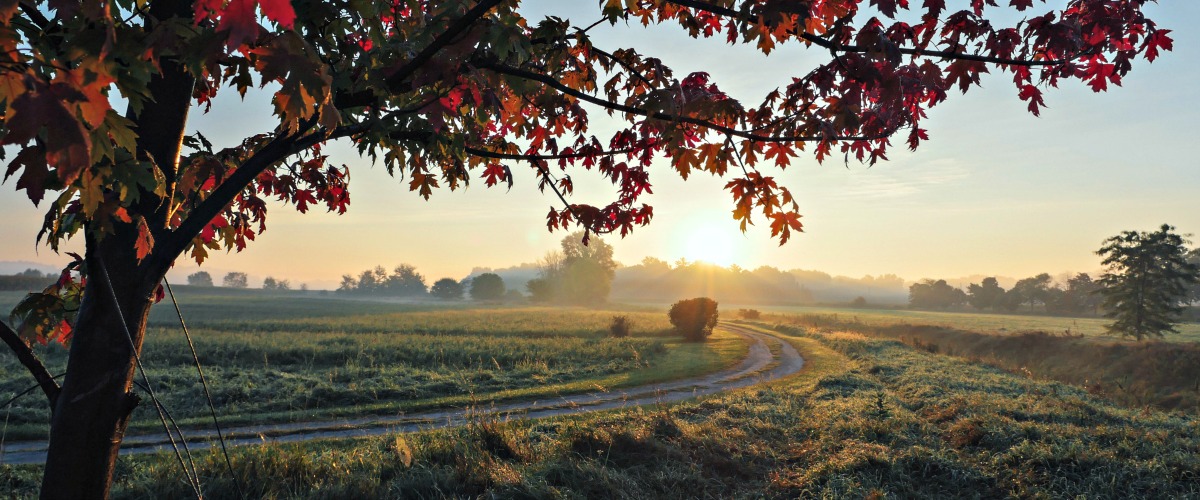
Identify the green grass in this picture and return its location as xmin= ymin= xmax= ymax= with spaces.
xmin=750 ymin=304 xmax=1200 ymax=342
xmin=779 ymin=313 xmax=1200 ymax=414
xmin=7 ymin=324 xmax=1192 ymax=498
xmin=0 ymin=291 xmax=744 ymax=440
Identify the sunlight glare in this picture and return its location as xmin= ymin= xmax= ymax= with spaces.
xmin=682 ymin=224 xmax=737 ymax=266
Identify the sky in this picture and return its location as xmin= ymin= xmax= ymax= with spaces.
xmin=2 ymin=2 xmax=1198 ymax=289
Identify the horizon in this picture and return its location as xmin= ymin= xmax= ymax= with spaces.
xmin=2 ymin=2 xmax=1197 ymax=292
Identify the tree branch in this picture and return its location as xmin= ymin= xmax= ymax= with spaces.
xmin=153 ymin=122 xmax=320 ymax=274
xmin=17 ymin=1 xmax=51 ymax=32
xmin=384 ymin=0 xmax=508 ymax=89
xmin=474 ymin=59 xmax=883 ymax=143
xmin=0 ymin=319 xmax=60 ymax=406
xmin=662 ymin=0 xmax=1081 ymax=67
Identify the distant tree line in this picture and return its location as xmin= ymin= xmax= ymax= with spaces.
xmin=0 ymin=269 xmax=54 ymax=291
xmin=910 ymin=273 xmax=1103 ymax=316
xmin=909 ymin=225 xmax=1200 ymax=341
xmin=338 ymin=265 xmax=428 ymax=296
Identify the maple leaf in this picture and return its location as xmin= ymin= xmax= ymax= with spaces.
xmin=769 ymin=212 xmax=804 ymax=245
xmin=134 ymin=216 xmax=154 ymax=261
xmin=1144 ymin=31 xmax=1174 ymax=63
xmin=1017 ymin=85 xmax=1045 ymax=116
xmin=259 ymin=0 xmax=296 ymax=28
xmin=217 ymin=0 xmax=261 ymax=48
xmin=3 ymin=86 xmax=91 ymax=183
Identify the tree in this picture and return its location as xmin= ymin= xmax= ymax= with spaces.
xmin=1010 ymin=273 xmax=1053 ymax=312
xmin=469 ymin=273 xmax=506 ymax=301
xmin=384 ymin=264 xmax=428 ymax=296
xmin=1188 ymin=248 xmax=1200 ymax=303
xmin=430 ymin=278 xmax=465 ymax=300
xmin=0 ymin=0 xmax=1170 ymax=496
xmin=669 ymin=297 xmax=719 ymax=342
xmin=185 ymin=271 xmax=213 ymax=287
xmin=908 ymin=279 xmax=966 ymax=310
xmin=222 ymin=272 xmax=249 ymax=289
xmin=262 ymin=276 xmax=278 ymax=289
xmin=1096 ymin=224 xmax=1200 ymax=341
xmin=1046 ymin=273 xmax=1101 ymax=316
xmin=529 ymin=232 xmax=618 ymax=305
xmin=967 ymin=277 xmax=1006 ymax=311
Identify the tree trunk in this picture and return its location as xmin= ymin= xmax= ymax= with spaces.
xmin=40 ymin=233 xmax=162 ymax=499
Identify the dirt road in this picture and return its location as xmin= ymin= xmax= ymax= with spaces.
xmin=0 ymin=323 xmax=802 ymax=465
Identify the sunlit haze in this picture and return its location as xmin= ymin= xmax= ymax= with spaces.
xmin=2 ymin=2 xmax=1198 ymax=289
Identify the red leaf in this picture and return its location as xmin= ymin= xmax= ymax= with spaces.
xmin=1017 ymin=85 xmax=1045 ymax=116
xmin=259 ymin=0 xmax=296 ymax=28
xmin=1144 ymin=30 xmax=1173 ymax=63
xmin=135 ymin=217 xmax=155 ymax=261
xmin=1009 ymin=0 xmax=1032 ymax=10
xmin=217 ymin=0 xmax=261 ymax=48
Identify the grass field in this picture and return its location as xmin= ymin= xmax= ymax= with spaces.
xmin=742 ymin=304 xmax=1200 ymax=342
xmin=0 ymin=289 xmax=744 ymax=440
xmin=3 ymin=323 xmax=1192 ymax=498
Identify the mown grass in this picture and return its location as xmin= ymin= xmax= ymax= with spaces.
xmin=1 ymin=291 xmax=744 ymax=440
xmin=782 ymin=313 xmax=1200 ymax=414
xmin=5 ymin=324 xmax=1191 ymax=498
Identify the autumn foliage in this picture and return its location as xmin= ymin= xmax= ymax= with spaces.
xmin=0 ymin=0 xmax=1176 ymax=494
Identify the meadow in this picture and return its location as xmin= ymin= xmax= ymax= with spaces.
xmin=746 ymin=304 xmax=1200 ymax=342
xmin=2 ymin=323 xmax=1193 ymax=498
xmin=0 ymin=289 xmax=745 ymax=440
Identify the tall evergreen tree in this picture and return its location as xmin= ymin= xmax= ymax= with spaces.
xmin=1096 ymin=225 xmax=1200 ymax=340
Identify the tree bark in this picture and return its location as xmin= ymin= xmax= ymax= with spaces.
xmin=40 ymin=231 xmax=161 ymax=499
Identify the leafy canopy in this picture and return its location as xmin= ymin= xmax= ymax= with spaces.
xmin=0 ymin=0 xmax=1172 ymax=346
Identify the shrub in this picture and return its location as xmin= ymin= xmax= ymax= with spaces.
xmin=610 ymin=316 xmax=632 ymax=338
xmin=668 ymin=297 xmax=719 ymax=342
xmin=737 ymin=308 xmax=761 ymax=320
xmin=851 ymin=296 xmax=868 ymax=308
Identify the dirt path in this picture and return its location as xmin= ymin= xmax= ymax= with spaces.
xmin=0 ymin=324 xmax=802 ymax=466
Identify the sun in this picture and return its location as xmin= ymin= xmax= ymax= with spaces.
xmin=682 ymin=224 xmax=737 ymax=267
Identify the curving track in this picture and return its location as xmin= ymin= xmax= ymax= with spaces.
xmin=0 ymin=324 xmax=802 ymax=466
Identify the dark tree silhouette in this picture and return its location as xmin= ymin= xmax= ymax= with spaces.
xmin=185 ymin=271 xmax=213 ymax=287
xmin=430 ymin=278 xmax=465 ymax=300
xmin=1097 ymin=224 xmax=1200 ymax=341
xmin=469 ymin=273 xmax=506 ymax=301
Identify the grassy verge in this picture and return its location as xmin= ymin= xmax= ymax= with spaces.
xmin=779 ymin=313 xmax=1200 ymax=414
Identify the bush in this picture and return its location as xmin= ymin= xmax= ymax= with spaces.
xmin=737 ymin=308 xmax=761 ymax=320
xmin=609 ymin=316 xmax=632 ymax=338
xmin=668 ymin=297 xmax=719 ymax=342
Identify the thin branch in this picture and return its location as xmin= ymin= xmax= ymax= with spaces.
xmin=663 ymin=0 xmax=1082 ymax=67
xmin=474 ymin=59 xmax=881 ymax=143
xmin=383 ymin=0 xmax=508 ymax=89
xmin=17 ymin=1 xmax=51 ymax=32
xmin=464 ymin=145 xmax=643 ymax=162
xmin=154 ymin=121 xmax=320 ymax=273
xmin=0 ymin=319 xmax=60 ymax=406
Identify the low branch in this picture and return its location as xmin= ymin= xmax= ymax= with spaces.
xmin=153 ymin=122 xmax=320 ymax=274
xmin=0 ymin=319 xmax=60 ymax=406
xmin=663 ymin=0 xmax=1079 ymax=68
